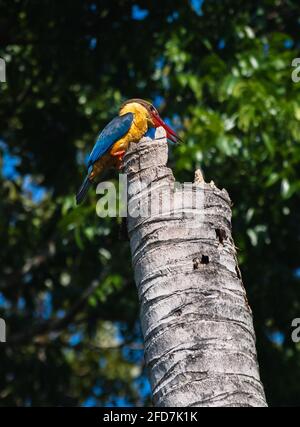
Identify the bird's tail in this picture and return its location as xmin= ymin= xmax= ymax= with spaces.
xmin=76 ymin=175 xmax=92 ymax=205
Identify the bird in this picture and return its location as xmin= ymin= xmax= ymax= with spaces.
xmin=76 ymin=98 xmax=182 ymax=204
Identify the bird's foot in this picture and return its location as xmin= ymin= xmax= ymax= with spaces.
xmin=112 ymin=150 xmax=125 ymax=170
xmin=111 ymin=150 xmax=125 ymax=159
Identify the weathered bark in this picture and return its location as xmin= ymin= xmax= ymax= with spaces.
xmin=123 ymin=128 xmax=267 ymax=407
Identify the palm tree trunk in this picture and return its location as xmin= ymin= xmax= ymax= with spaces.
xmin=123 ymin=128 xmax=267 ymax=407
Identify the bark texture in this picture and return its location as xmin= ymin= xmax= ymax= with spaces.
xmin=123 ymin=128 xmax=267 ymax=407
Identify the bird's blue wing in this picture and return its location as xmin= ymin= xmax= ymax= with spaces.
xmin=87 ymin=112 xmax=134 ymax=167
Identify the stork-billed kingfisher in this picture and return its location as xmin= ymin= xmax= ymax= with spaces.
xmin=76 ymin=98 xmax=181 ymax=204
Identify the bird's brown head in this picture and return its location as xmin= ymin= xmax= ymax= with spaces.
xmin=120 ymin=98 xmax=182 ymax=143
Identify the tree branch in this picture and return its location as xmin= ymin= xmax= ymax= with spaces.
xmin=8 ymin=270 xmax=108 ymax=345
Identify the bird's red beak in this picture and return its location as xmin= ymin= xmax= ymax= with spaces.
xmin=152 ymin=114 xmax=183 ymax=143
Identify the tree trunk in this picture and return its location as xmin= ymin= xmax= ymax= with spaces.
xmin=123 ymin=128 xmax=267 ymax=407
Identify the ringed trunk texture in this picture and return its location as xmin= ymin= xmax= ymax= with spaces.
xmin=123 ymin=128 xmax=267 ymax=407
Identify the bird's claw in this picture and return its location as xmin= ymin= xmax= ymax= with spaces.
xmin=116 ymin=159 xmax=124 ymax=170
xmin=111 ymin=150 xmax=125 ymax=171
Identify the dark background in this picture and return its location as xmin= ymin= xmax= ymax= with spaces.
xmin=1 ymin=0 xmax=300 ymax=406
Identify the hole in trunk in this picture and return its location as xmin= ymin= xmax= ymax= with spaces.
xmin=193 ymin=255 xmax=209 ymax=269
xmin=216 ymin=228 xmax=227 ymax=244
xmin=201 ymin=255 xmax=209 ymax=265
xmin=193 ymin=257 xmax=200 ymax=270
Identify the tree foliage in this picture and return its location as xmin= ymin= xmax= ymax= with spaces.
xmin=0 ymin=0 xmax=300 ymax=406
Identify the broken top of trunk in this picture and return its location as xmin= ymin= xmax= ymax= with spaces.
xmin=123 ymin=128 xmax=267 ymax=407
